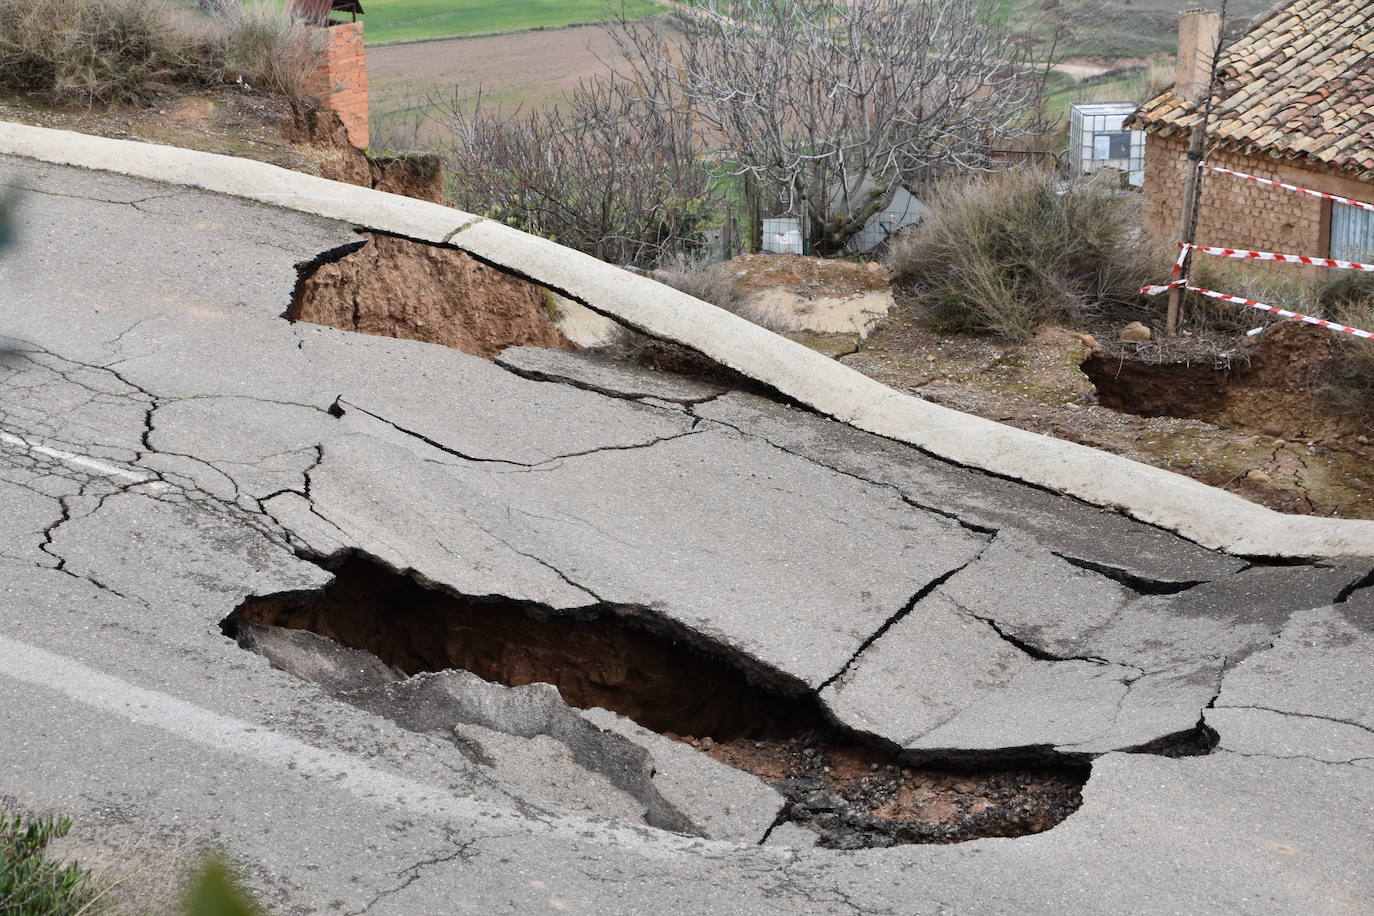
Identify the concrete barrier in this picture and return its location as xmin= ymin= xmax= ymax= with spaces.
xmin=2 ymin=120 xmax=1370 ymax=558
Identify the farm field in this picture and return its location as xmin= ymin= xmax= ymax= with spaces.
xmin=361 ymin=0 xmax=663 ymax=44
xmin=368 ymin=25 xmax=622 ymax=143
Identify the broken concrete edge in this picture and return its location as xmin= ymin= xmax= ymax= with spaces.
xmin=4 ymin=121 xmax=1370 ymax=558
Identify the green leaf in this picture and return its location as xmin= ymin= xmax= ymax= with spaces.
xmin=183 ymin=859 xmax=263 ymax=916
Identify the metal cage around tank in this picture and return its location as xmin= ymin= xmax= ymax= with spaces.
xmin=1068 ymin=102 xmax=1145 ymax=186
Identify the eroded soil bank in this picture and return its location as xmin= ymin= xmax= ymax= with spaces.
xmin=223 ymin=553 xmax=1089 ymax=848
xmin=289 ymin=233 xmax=575 ymax=359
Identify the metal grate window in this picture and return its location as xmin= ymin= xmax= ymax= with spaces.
xmin=1331 ymin=201 xmax=1374 ymax=261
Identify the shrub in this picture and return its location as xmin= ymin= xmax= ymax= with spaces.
xmin=652 ymin=253 xmax=740 ymax=311
xmin=0 ymin=0 xmax=324 ymax=105
xmin=886 ymin=170 xmax=1158 ymax=341
xmin=0 ymin=809 xmax=98 ymax=914
xmin=214 ymin=0 xmax=325 ymax=100
xmin=0 ymin=0 xmax=208 ymax=104
xmin=434 ymin=75 xmax=718 ymax=268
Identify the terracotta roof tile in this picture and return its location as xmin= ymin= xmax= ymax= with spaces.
xmin=1130 ymin=0 xmax=1374 ymax=181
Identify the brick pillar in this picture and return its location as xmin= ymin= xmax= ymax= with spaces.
xmin=307 ymin=21 xmax=369 ymax=149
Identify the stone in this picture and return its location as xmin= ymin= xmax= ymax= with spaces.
xmin=1120 ymin=321 xmax=1152 ymax=342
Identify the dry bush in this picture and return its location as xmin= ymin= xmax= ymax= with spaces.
xmin=1313 ymin=274 xmax=1374 ymax=417
xmin=0 ymin=0 xmax=324 ymax=105
xmin=435 ymin=77 xmax=717 ymax=268
xmin=215 ymin=0 xmax=325 ymax=99
xmin=0 ymin=0 xmax=210 ymax=104
xmin=886 ymin=169 xmax=1158 ymax=340
xmin=652 ymin=254 xmax=740 ymax=311
xmin=1182 ymin=258 xmax=1315 ymax=334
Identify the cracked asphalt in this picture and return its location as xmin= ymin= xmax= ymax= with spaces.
xmin=1 ymin=155 xmax=1372 ymax=914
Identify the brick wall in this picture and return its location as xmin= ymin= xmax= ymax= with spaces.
xmin=306 ymin=21 xmax=368 ymax=149
xmin=1142 ymin=132 xmax=1374 ymax=265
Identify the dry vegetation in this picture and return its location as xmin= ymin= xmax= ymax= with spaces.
xmin=0 ymin=0 xmax=324 ymax=105
xmin=885 ymin=170 xmax=1161 ymax=341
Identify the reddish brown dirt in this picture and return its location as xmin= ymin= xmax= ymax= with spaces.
xmin=283 ymin=102 xmax=445 ymax=202
xmin=231 ymin=554 xmax=814 ymax=739
xmin=228 ymin=554 xmax=1088 ymax=848
xmin=1086 ymin=321 xmax=1368 ymax=442
xmin=290 ymin=232 xmax=574 ymax=359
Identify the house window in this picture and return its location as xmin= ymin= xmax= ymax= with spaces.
xmin=1092 ymin=131 xmax=1133 ymax=161
xmin=1331 ymin=201 xmax=1374 ymax=261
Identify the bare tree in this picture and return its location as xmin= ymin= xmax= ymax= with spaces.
xmin=607 ymin=0 xmax=1049 ymax=253
xmin=434 ymin=75 xmax=716 ymax=268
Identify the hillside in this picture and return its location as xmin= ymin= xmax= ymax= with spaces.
xmin=1016 ymin=0 xmax=1277 ymax=58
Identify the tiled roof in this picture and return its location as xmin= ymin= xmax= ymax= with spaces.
xmin=1129 ymin=0 xmax=1374 ymax=180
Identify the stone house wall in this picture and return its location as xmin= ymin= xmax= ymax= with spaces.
xmin=1142 ymin=132 xmax=1374 ymax=267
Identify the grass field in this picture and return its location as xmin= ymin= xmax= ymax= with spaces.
xmin=361 ymin=0 xmax=664 ymax=44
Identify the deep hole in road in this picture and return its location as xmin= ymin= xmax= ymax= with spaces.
xmin=222 ymin=552 xmax=1090 ymax=848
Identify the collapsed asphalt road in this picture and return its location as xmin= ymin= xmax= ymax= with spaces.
xmin=1 ymin=154 xmax=1371 ymax=914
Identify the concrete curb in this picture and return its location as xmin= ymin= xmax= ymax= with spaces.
xmin=3 ymin=121 xmax=1371 ymax=558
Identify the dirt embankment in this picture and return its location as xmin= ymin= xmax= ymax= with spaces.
xmin=0 ymin=88 xmax=445 ymax=202
xmin=1084 ymin=321 xmax=1368 ymax=443
xmin=290 ymin=233 xmax=574 ymax=359
xmin=283 ymin=102 xmax=445 ymax=202
xmin=825 ymin=285 xmax=1374 ymax=519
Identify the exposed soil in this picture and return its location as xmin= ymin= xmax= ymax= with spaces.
xmin=290 ymin=232 xmax=574 ymax=359
xmin=224 ymin=553 xmax=1089 ymax=848
xmin=0 ymin=88 xmax=444 ymax=202
xmin=282 ymin=102 xmax=445 ymax=202
xmin=704 ymin=737 xmax=1086 ymax=849
xmin=0 ymin=87 xmax=320 ymax=172
xmin=822 ymin=292 xmax=1374 ymax=519
xmin=728 ymin=254 xmax=892 ymax=299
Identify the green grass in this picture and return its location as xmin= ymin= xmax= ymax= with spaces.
xmin=361 ymin=0 xmax=664 ymax=44
xmin=0 ymin=809 xmax=99 ymax=914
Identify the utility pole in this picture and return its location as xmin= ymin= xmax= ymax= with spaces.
xmin=1166 ymin=7 xmax=1225 ymax=336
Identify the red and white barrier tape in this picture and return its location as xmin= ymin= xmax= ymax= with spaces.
xmin=1171 ymin=243 xmax=1189 ymax=276
xmin=1140 ymin=283 xmax=1374 ymax=339
xmin=1207 ymin=165 xmax=1374 ymax=213
xmin=1180 ymin=242 xmax=1374 ymax=272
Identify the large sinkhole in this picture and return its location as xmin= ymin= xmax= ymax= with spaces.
xmin=222 ymin=553 xmax=1089 ymax=848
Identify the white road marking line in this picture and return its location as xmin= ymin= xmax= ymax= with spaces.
xmin=0 ymin=634 xmax=713 ymax=857
xmin=0 ymin=431 xmax=165 ymax=487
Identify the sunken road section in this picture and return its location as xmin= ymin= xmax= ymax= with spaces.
xmin=223 ymin=552 xmax=1091 ymax=849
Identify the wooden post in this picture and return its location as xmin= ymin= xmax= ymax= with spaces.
xmin=1167 ymin=128 xmax=1205 ymax=336
xmin=1165 ymin=8 xmax=1222 ymax=337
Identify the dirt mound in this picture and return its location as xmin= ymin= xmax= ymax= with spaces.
xmin=290 ymin=233 xmax=574 ymax=360
xmin=729 ymin=254 xmax=891 ymax=298
xmin=725 ymin=254 xmax=894 ymax=338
